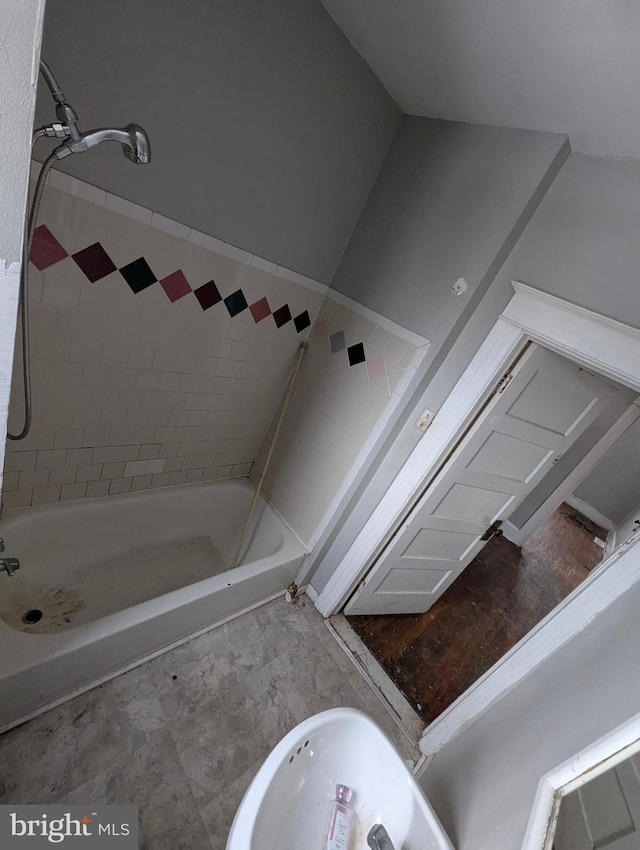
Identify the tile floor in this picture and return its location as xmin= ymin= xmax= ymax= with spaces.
xmin=0 ymin=596 xmax=418 ymax=849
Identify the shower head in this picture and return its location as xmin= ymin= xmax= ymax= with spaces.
xmin=53 ymin=123 xmax=151 ymax=164
xmin=121 ymin=124 xmax=151 ymax=164
xmin=38 ymin=59 xmax=151 ymax=165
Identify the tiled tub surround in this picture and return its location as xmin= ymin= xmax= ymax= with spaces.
xmin=2 ymin=180 xmax=326 ymax=508
xmin=0 ymin=478 xmax=306 ymax=731
xmin=253 ymin=293 xmax=430 ymax=546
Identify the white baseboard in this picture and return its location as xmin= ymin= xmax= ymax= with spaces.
xmin=565 ymin=494 xmax=616 ymax=532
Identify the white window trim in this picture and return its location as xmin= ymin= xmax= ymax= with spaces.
xmin=314 ymin=281 xmax=640 ymax=757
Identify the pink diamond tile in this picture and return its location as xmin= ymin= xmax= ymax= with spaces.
xmin=160 ymin=269 xmax=191 ymax=302
xmin=30 ymin=225 xmax=68 ymax=270
xmin=250 ymin=297 xmax=271 ymax=323
xmin=367 ymin=355 xmax=387 ymax=381
xmin=313 ymin=317 xmax=329 ymax=339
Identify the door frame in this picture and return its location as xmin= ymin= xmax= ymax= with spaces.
xmin=316 ymin=282 xmax=640 ymax=617
xmin=314 ymin=281 xmax=640 ymax=754
xmin=345 ymin=342 xmax=622 ymax=617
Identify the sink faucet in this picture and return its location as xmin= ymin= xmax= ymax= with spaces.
xmin=367 ymin=824 xmax=396 ymax=850
xmin=0 ymin=558 xmax=20 ymax=577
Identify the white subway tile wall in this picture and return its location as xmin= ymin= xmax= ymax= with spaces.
xmin=2 ymin=183 xmax=323 ymax=508
xmin=2 ymin=173 xmax=430 ymax=554
xmin=252 ymin=294 xmax=430 ymax=547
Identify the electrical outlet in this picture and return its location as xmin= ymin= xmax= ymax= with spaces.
xmin=416 ymin=408 xmax=436 ymax=432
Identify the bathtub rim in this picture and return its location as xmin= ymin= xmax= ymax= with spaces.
xmin=0 ymin=477 xmax=309 ymax=732
xmin=0 ymin=477 xmax=307 ymax=653
xmin=0 ymin=584 xmax=310 ymax=735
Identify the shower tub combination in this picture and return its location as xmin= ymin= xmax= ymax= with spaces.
xmin=0 ymin=479 xmax=306 ymax=731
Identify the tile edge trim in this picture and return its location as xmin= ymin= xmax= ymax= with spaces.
xmin=31 ymin=159 xmax=329 ymax=297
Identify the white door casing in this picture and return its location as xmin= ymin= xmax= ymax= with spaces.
xmin=345 ymin=344 xmax=620 ymax=616
xmin=316 ymin=282 xmax=640 ymax=621
xmin=312 ymin=282 xmax=640 ymax=760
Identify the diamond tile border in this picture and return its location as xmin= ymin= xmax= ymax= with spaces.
xmin=160 ymin=269 xmax=192 ymax=302
xmin=30 ymin=225 xmax=68 ymax=270
xmin=250 ymin=297 xmax=271 ymax=323
xmin=30 ymin=225 xmax=371 ymax=367
xmin=71 ymin=242 xmax=117 ymax=283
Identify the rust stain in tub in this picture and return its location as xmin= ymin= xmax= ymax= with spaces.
xmin=18 ymin=586 xmax=87 ymax=633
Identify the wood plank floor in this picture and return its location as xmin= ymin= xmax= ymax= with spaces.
xmin=347 ymin=503 xmax=607 ymax=724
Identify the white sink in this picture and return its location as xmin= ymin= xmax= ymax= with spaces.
xmin=226 ymin=707 xmax=454 ymax=850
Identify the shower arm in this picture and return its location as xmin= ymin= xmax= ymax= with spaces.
xmin=39 ymin=58 xmax=65 ymax=105
xmin=35 ymin=59 xmax=150 ymax=162
xmin=38 ymin=59 xmax=81 ymax=141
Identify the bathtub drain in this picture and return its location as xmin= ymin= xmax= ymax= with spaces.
xmin=22 ymin=609 xmax=43 ymax=625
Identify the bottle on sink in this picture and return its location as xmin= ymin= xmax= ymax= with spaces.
xmin=323 ymin=784 xmax=356 ymax=850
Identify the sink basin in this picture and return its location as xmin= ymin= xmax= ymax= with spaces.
xmin=226 ymin=707 xmax=454 ymax=850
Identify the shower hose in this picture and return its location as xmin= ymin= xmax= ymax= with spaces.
xmin=8 ymin=138 xmax=58 ymax=441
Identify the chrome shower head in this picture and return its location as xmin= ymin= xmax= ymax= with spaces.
xmin=121 ymin=124 xmax=151 ymax=164
xmin=38 ymin=60 xmax=151 ymax=165
xmin=53 ymin=123 xmax=151 ymax=164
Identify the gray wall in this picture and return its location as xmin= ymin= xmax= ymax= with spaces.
xmin=331 ymin=116 xmax=568 ymax=343
xmin=0 ymin=0 xmax=45 ymax=492
xmin=420 ymin=564 xmax=640 ymax=850
xmin=316 ymin=151 xmax=640 ymax=846
xmin=1 ymin=1 xmax=45 ymax=263
xmin=35 ymin=0 xmax=401 ymax=284
xmin=310 ymin=119 xmax=569 ymax=592
xmin=311 ymin=151 xmax=640 ymax=595
xmin=574 ymin=418 xmax=640 ymax=525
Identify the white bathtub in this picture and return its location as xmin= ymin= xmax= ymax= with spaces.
xmin=0 ymin=478 xmax=306 ymax=731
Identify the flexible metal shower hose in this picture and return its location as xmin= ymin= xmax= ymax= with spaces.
xmin=8 ymin=139 xmax=58 ymax=441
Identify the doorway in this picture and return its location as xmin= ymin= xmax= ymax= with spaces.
xmin=316 ymin=284 xmax=640 ymax=746
xmin=344 ymin=351 xmax=639 ymax=722
xmin=346 ymin=500 xmax=613 ymax=723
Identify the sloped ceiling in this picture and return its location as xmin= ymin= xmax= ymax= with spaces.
xmin=321 ymin=0 xmax=640 ymax=159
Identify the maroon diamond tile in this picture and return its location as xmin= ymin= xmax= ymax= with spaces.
xmin=160 ymin=269 xmax=192 ymax=302
xmin=250 ymin=297 xmax=271 ymax=323
xmin=194 ymin=279 xmax=222 ymax=310
xmin=30 ymin=225 xmax=68 ymax=270
xmin=72 ymin=242 xmax=117 ymax=283
xmin=273 ymin=304 xmax=292 ymax=328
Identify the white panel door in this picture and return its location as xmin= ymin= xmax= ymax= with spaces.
xmin=346 ymin=345 xmax=620 ymax=616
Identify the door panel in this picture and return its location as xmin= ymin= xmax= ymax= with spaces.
xmin=346 ymin=345 xmax=619 ymax=616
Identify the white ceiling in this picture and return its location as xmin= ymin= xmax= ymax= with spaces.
xmin=321 ymin=0 xmax=640 ymax=160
